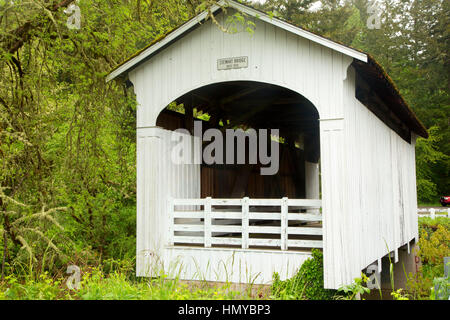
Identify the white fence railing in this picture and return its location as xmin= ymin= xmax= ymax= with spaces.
xmin=168 ymin=197 xmax=323 ymax=251
xmin=418 ymin=208 xmax=450 ymax=219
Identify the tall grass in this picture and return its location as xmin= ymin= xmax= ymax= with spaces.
xmin=0 ymin=257 xmax=264 ymax=300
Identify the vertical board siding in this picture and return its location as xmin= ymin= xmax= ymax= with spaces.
xmin=129 ymin=10 xmax=351 ymax=126
xmin=326 ymin=67 xmax=419 ymax=289
xmin=320 ymin=118 xmax=347 ymax=288
xmin=163 ymin=247 xmax=313 ymax=285
xmin=136 ymin=128 xmax=200 ymax=277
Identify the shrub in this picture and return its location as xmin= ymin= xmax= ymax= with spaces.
xmin=405 ymin=268 xmax=434 ymax=300
xmin=1 ymin=273 xmax=63 ymax=300
xmin=405 ymin=218 xmax=450 ymax=299
xmin=0 ymin=265 xmax=250 ymax=300
xmin=418 ymin=225 xmax=450 ymax=279
xmin=430 ymin=275 xmax=450 ymax=300
xmin=271 ymin=249 xmax=336 ymax=300
xmin=336 ymin=274 xmax=370 ymax=300
xmin=419 ymin=217 xmax=450 ymax=236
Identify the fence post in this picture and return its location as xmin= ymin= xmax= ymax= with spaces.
xmin=242 ymin=197 xmax=249 ymax=249
xmin=204 ymin=197 xmax=212 ymax=248
xmin=167 ymin=197 xmax=174 ymax=246
xmin=281 ymin=197 xmax=288 ymax=251
xmin=430 ymin=208 xmax=435 ymax=220
xmin=448 ymin=208 xmax=450 ymax=219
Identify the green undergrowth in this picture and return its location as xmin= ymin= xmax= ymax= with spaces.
xmin=0 ymin=267 xmax=256 ymax=300
xmin=2 ymin=218 xmax=448 ymax=300
xmin=270 ymin=249 xmax=337 ymax=300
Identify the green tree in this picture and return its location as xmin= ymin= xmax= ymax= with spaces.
xmin=0 ymin=0 xmax=213 ymax=277
xmin=416 ymin=127 xmax=448 ymax=203
xmin=254 ymin=0 xmax=315 ymax=23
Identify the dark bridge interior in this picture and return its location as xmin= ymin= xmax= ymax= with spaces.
xmin=156 ymin=81 xmax=321 ymax=199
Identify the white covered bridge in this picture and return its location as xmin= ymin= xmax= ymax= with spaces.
xmin=107 ymin=1 xmax=428 ymax=289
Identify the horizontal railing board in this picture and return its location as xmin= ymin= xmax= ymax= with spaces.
xmin=248 ymin=226 xmax=281 ymax=234
xmin=173 ymin=211 xmax=204 ymax=219
xmin=173 ymin=212 xmax=323 ymax=222
xmin=287 ymin=240 xmax=323 ymax=248
xmin=248 ymin=199 xmax=282 ymax=206
xmin=211 ymin=225 xmax=242 ymax=233
xmin=211 ymin=212 xmax=243 ymax=219
xmin=173 ymin=225 xmax=204 ymax=232
xmin=287 ymin=227 xmax=323 ymax=235
xmin=173 ymin=198 xmax=322 ymax=207
xmin=173 ymin=236 xmax=205 ymax=244
xmin=249 ymin=239 xmax=282 ymax=246
xmin=173 ymin=212 xmax=322 ymax=221
xmin=248 ymin=212 xmax=281 ymax=220
xmin=287 ymin=213 xmax=323 ymax=221
xmin=211 ymin=199 xmax=242 ymax=206
xmin=211 ymin=238 xmax=242 ymax=245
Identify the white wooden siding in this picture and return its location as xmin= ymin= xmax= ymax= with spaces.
xmin=131 ymin=10 xmax=419 ymax=289
xmin=322 ymin=66 xmax=419 ymax=288
xmin=162 ymin=247 xmax=313 ymax=285
xmin=129 ymin=11 xmax=353 ymax=127
xmin=136 ymin=128 xmax=200 ymax=276
xmin=106 ymin=1 xmax=367 ymax=82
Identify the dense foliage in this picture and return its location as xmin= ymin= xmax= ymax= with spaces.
xmin=0 ymin=260 xmax=257 ymax=300
xmin=0 ymin=0 xmax=448 ymax=294
xmin=405 ymin=217 xmax=450 ymax=299
xmin=0 ymin=0 xmax=206 ymax=280
xmin=1 ymin=217 xmax=446 ymax=300
xmin=417 ymin=217 xmax=449 ymax=278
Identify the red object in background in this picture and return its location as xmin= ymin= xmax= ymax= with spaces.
xmin=440 ymin=196 xmax=450 ymax=207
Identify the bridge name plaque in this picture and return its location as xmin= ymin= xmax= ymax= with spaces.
xmin=217 ymin=56 xmax=248 ymax=71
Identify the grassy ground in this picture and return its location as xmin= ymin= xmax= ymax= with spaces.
xmin=418 ymin=201 xmax=445 ymax=207
xmin=1 ymin=217 xmax=448 ymax=300
xmin=0 ymin=269 xmax=265 ymax=300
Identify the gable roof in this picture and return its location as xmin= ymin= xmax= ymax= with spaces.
xmin=106 ymin=0 xmax=367 ymax=82
xmin=106 ymin=0 xmax=428 ymax=138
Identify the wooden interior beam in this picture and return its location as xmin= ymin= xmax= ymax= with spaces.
xmin=222 ymin=99 xmax=276 ymax=129
xmin=285 ymin=136 xmax=306 ymax=198
xmin=184 ymin=95 xmax=194 ymax=135
xmin=220 ymin=85 xmax=270 ymax=107
xmin=304 ymin=133 xmax=320 ymax=163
